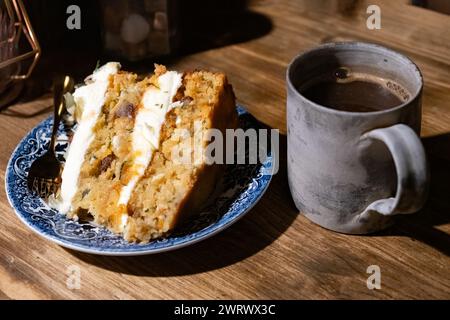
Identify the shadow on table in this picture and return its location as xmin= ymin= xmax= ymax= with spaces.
xmin=66 ymin=133 xmax=450 ymax=274
xmin=369 ymin=133 xmax=450 ymax=257
xmin=176 ymin=0 xmax=273 ymax=56
xmin=68 ymin=136 xmax=299 ymax=276
xmin=0 ymin=98 xmax=52 ymax=117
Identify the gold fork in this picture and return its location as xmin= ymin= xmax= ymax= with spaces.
xmin=27 ymin=75 xmax=74 ymax=198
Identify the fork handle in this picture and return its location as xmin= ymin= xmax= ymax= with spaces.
xmin=49 ymin=76 xmax=67 ymax=151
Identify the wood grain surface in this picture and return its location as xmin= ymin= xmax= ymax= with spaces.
xmin=0 ymin=0 xmax=449 ymax=299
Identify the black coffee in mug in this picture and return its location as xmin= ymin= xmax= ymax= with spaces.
xmin=299 ymin=67 xmax=411 ymax=112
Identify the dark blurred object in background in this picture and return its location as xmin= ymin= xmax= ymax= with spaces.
xmin=17 ymin=0 xmax=270 ymax=101
xmin=100 ymin=0 xmax=272 ymax=60
xmin=26 ymin=0 xmax=270 ymax=65
xmin=99 ymin=0 xmax=179 ymax=61
xmin=412 ymin=0 xmax=450 ymax=15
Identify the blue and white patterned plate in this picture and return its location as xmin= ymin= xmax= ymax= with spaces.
xmin=5 ymin=106 xmax=274 ymax=255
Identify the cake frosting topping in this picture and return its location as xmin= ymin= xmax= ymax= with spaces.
xmin=117 ymin=71 xmax=183 ymax=212
xmin=55 ymin=62 xmax=120 ymax=213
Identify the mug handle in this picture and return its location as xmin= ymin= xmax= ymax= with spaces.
xmin=359 ymin=124 xmax=429 ymax=217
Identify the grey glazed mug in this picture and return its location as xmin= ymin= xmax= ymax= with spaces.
xmin=286 ymin=42 xmax=429 ymax=234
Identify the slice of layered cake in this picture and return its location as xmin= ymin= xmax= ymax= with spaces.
xmin=51 ymin=62 xmax=238 ymax=242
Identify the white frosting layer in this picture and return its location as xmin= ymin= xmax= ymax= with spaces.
xmin=56 ymin=62 xmax=120 ymax=213
xmin=117 ymin=71 xmax=183 ymax=209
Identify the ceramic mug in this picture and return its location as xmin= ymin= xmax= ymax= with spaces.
xmin=286 ymin=42 xmax=429 ymax=234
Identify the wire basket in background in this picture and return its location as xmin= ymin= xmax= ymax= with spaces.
xmin=0 ymin=0 xmax=40 ymax=107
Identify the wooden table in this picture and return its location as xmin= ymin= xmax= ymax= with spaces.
xmin=1 ymin=0 xmax=449 ymax=299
